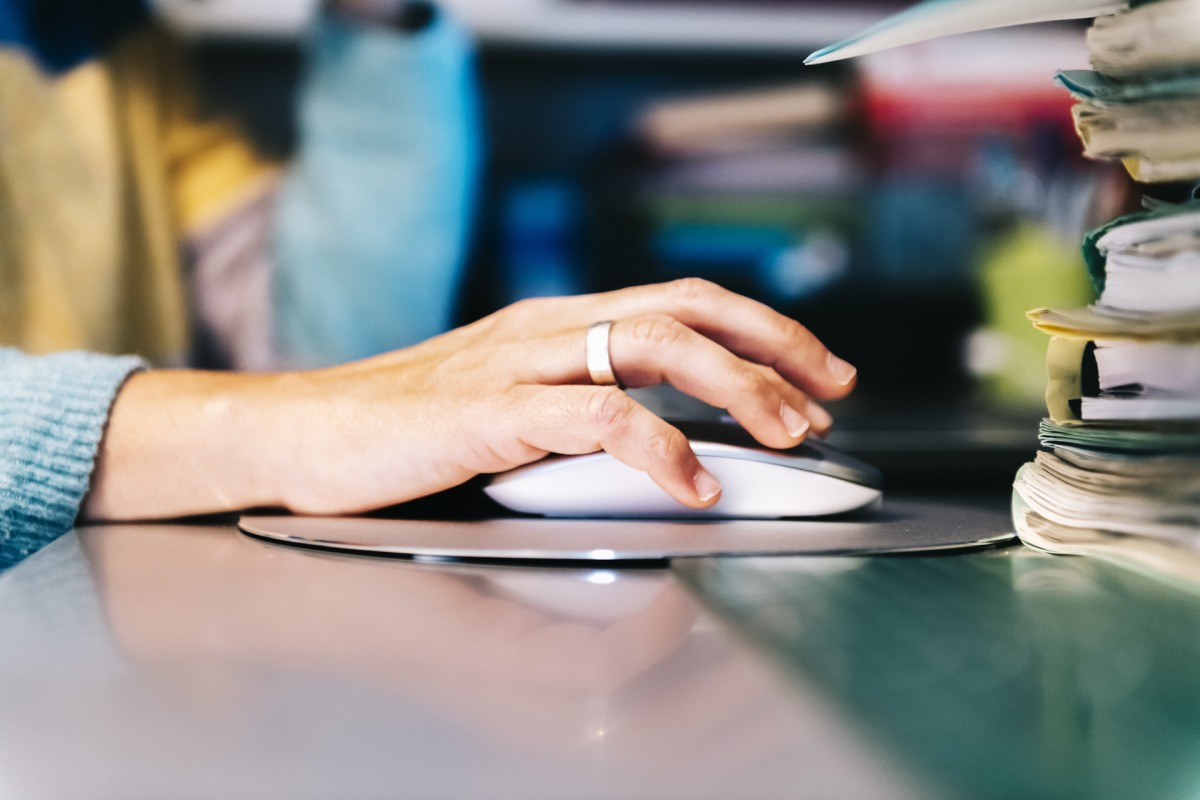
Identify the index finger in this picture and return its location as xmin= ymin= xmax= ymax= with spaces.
xmin=579 ymin=279 xmax=857 ymax=401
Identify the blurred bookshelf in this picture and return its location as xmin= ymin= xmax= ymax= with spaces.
xmin=445 ymin=0 xmax=908 ymax=53
xmin=452 ymin=7 xmax=1123 ymax=485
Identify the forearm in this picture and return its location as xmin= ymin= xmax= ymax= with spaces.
xmin=82 ymin=357 xmax=469 ymax=522
xmin=82 ymin=370 xmax=293 ymax=521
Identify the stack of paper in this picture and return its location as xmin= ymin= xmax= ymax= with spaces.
xmin=1086 ymin=0 xmax=1200 ymax=78
xmin=1017 ymin=196 xmax=1200 ymax=577
xmin=1084 ymin=205 xmax=1200 ymax=315
xmin=811 ymin=0 xmax=1200 ymax=582
xmin=1034 ymin=202 xmax=1200 ymax=425
xmin=1020 ymin=9 xmax=1200 ymax=579
xmin=1065 ymin=0 xmax=1200 ymax=182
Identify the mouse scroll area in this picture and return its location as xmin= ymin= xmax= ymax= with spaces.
xmin=484 ymin=450 xmax=883 ymax=520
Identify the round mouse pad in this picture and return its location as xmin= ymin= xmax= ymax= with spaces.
xmin=238 ymin=496 xmax=1015 ymax=563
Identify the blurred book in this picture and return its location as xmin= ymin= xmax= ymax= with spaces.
xmin=637 ymin=83 xmax=845 ymax=157
xmin=643 ymin=148 xmax=859 ymax=194
xmin=449 ymin=0 xmax=909 ymax=52
xmin=626 ymin=80 xmax=862 ymax=303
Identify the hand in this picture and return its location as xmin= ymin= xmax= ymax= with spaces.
xmin=84 ymin=279 xmax=856 ymax=520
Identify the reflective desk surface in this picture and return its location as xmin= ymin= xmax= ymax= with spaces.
xmin=2 ymin=494 xmax=1198 ymax=800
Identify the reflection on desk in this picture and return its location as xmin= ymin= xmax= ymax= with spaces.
xmin=0 ymin=523 xmax=928 ymax=800
xmin=678 ymin=551 xmax=1200 ymax=800
xmin=7 ymin=496 xmax=1186 ymax=800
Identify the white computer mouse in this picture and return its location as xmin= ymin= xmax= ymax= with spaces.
xmin=484 ymin=420 xmax=883 ymax=519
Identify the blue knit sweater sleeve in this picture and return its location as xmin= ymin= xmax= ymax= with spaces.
xmin=0 ymin=349 xmax=146 ymax=572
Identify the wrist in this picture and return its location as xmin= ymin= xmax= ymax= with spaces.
xmin=251 ymin=370 xmax=334 ymax=515
xmin=85 ymin=370 xmax=294 ymax=520
xmin=210 ymin=371 xmax=299 ymax=513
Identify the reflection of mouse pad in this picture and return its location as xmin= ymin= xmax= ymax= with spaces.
xmin=238 ymin=497 xmax=1015 ymax=563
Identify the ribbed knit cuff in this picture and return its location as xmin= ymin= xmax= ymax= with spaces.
xmin=1 ymin=350 xmax=147 ymax=572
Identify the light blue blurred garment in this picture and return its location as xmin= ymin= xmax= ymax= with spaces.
xmin=274 ymin=10 xmax=480 ymax=367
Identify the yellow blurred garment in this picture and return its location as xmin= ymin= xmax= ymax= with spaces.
xmin=0 ymin=28 xmax=276 ymax=363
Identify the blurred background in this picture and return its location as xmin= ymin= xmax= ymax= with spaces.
xmin=182 ymin=0 xmax=1136 ymax=488
xmin=447 ymin=0 xmax=1129 ymax=488
xmin=7 ymin=0 xmax=1140 ymax=489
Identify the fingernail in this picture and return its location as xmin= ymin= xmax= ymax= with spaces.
xmin=806 ymin=399 xmax=834 ymax=431
xmin=694 ymin=467 xmax=722 ymax=503
xmin=780 ymin=402 xmax=810 ymax=439
xmin=827 ymin=353 xmax=857 ymax=386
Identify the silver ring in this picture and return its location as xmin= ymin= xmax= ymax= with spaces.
xmin=586 ymin=320 xmax=622 ymax=388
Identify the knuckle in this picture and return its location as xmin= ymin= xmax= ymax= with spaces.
xmin=732 ymin=365 xmax=770 ymax=396
xmin=629 ymin=314 xmax=686 ymax=351
xmin=645 ymin=427 xmax=688 ymax=466
xmin=770 ymin=314 xmax=806 ymax=349
xmin=586 ymin=387 xmax=633 ymax=430
xmin=668 ymin=277 xmax=718 ymax=306
xmin=505 ymin=297 xmax=539 ymax=322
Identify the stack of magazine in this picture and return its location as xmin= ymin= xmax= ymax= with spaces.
xmin=811 ymin=0 xmax=1200 ymax=582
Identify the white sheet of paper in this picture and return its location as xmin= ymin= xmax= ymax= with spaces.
xmin=806 ymin=0 xmax=1125 ymax=65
